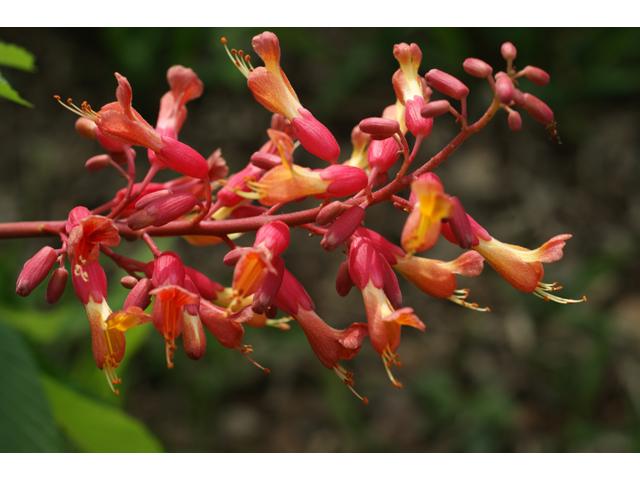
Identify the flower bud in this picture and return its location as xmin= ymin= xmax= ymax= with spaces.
xmin=85 ymin=154 xmax=112 ymax=172
xmin=133 ymin=191 xmax=174 ymax=212
xmin=16 ymin=246 xmax=58 ymax=297
xmin=523 ymin=65 xmax=550 ymax=86
xmin=335 ymin=261 xmax=354 ymax=297
xmin=523 ymin=93 xmax=554 ymax=124
xmin=446 ymin=197 xmax=474 ymax=249
xmin=368 ymin=138 xmax=400 ymax=174
xmin=252 ymin=257 xmax=285 ymax=314
xmin=420 ymin=100 xmax=451 ymax=118
xmin=128 ymin=193 xmax=198 ymax=230
xmin=513 ymin=88 xmax=526 ymax=107
xmin=463 ymin=58 xmax=493 ymax=78
xmin=425 ymin=69 xmax=469 ymax=100
xmin=380 ymin=253 xmax=402 ymax=310
xmin=316 ymin=201 xmax=345 ymax=226
xmin=501 ymin=42 xmax=517 ymax=61
xmin=508 ymin=110 xmax=522 ymax=132
xmin=124 ymin=278 xmax=153 ymax=310
xmin=496 ymin=72 xmax=514 ymax=105
xmin=321 ymin=206 xmax=365 ymax=252
xmin=46 ymin=267 xmax=68 ymax=304
xmin=250 ymin=151 xmax=282 ymax=170
xmin=75 ymin=117 xmax=97 ymax=139
xmin=120 ymin=276 xmax=139 ymax=289
xmin=358 ymin=118 xmax=399 ymax=140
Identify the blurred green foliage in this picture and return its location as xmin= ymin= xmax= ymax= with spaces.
xmin=0 ymin=40 xmax=34 ymax=107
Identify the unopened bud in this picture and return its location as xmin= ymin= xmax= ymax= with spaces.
xmin=523 ymin=93 xmax=554 ymax=124
xmin=513 ymin=88 xmax=526 ymax=107
xmin=421 ymin=100 xmax=451 ymax=118
xmin=16 ymin=246 xmax=58 ymax=297
xmin=317 ymin=201 xmax=345 ymax=226
xmin=380 ymin=253 xmax=402 ymax=310
xmin=508 ymin=111 xmax=522 ymax=132
xmin=135 ymin=190 xmax=173 ymax=210
xmin=447 ymin=197 xmax=474 ymax=249
xmin=250 ymin=151 xmax=282 ymax=170
xmin=252 ymin=257 xmax=285 ymax=314
xmin=85 ymin=154 xmax=112 ymax=172
xmin=75 ymin=117 xmax=97 ymax=139
xmin=368 ymin=138 xmax=400 ymax=173
xmin=523 ymin=65 xmax=550 ymax=87
xmin=425 ymin=69 xmax=469 ymax=100
xmin=124 ymin=278 xmax=153 ymax=310
xmin=496 ymin=72 xmax=515 ymax=105
xmin=321 ymin=206 xmax=365 ymax=252
xmin=358 ymin=118 xmax=400 ymax=140
xmin=335 ymin=261 xmax=354 ymax=297
xmin=46 ymin=267 xmax=68 ymax=304
xmin=501 ymin=42 xmax=517 ymax=61
xmin=463 ymin=58 xmax=493 ymax=78
xmin=120 ymin=276 xmax=139 ymax=289
xmin=128 ymin=193 xmax=198 ymax=230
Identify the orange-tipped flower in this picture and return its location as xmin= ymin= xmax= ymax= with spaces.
xmin=228 ymin=32 xmax=340 ymax=164
xmin=58 ymin=73 xmax=208 ymax=179
xmin=441 ymin=215 xmax=585 ymax=304
xmin=349 ymin=236 xmax=425 ymax=388
xmin=71 ymin=260 xmax=125 ymax=395
xmin=401 ymin=173 xmax=453 ymax=255
xmin=240 ymin=164 xmax=367 ymax=207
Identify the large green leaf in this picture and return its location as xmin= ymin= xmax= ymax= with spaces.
xmin=42 ymin=375 xmax=164 ymax=452
xmin=0 ymin=77 xmax=33 ymax=107
xmin=0 ymin=41 xmax=36 ymax=71
xmin=0 ymin=321 xmax=62 ymax=452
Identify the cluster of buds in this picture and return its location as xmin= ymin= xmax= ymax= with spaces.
xmin=13 ymin=32 xmax=585 ymax=402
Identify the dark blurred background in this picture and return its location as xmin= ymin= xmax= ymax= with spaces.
xmin=1 ymin=27 xmax=639 ymax=452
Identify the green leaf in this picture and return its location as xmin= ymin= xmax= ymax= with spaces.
xmin=0 ymin=321 xmax=62 ymax=452
xmin=0 ymin=42 xmax=36 ymax=71
xmin=0 ymin=304 xmax=84 ymax=344
xmin=0 ymin=76 xmax=33 ymax=107
xmin=42 ymin=375 xmax=164 ymax=452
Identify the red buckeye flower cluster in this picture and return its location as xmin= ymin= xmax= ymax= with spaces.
xmin=12 ymin=32 xmax=585 ymax=402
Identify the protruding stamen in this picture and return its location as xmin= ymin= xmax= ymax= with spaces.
xmin=221 ymin=37 xmax=253 ymax=79
xmin=265 ymin=316 xmax=293 ymax=330
xmin=235 ymin=344 xmax=270 ymax=373
xmin=334 ymin=363 xmax=368 ymax=404
xmin=534 ymin=282 xmax=586 ymax=304
xmin=381 ymin=346 xmax=403 ymax=388
xmin=54 ymin=95 xmax=100 ymax=122
xmin=447 ymin=288 xmax=490 ymax=312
